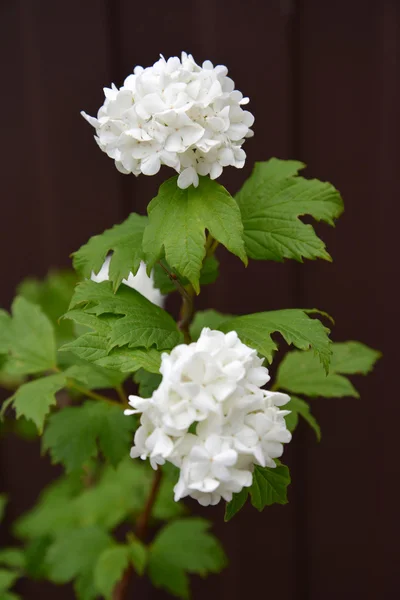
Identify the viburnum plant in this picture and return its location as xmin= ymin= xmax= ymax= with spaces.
xmin=0 ymin=53 xmax=380 ymax=600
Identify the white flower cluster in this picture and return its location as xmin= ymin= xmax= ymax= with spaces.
xmin=91 ymin=256 xmax=164 ymax=307
xmin=81 ymin=52 xmax=254 ymax=189
xmin=125 ymin=328 xmax=291 ymax=506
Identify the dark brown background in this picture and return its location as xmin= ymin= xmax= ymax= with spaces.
xmin=0 ymin=0 xmax=396 ymax=598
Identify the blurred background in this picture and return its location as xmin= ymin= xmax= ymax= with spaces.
xmin=0 ymin=0 xmax=396 ymax=598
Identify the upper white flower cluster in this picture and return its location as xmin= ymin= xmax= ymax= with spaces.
xmin=125 ymin=328 xmax=291 ymax=506
xmin=91 ymin=256 xmax=164 ymax=307
xmin=81 ymin=53 xmax=254 ymax=189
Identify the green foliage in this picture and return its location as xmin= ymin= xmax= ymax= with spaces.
xmin=153 ymin=256 xmax=219 ymax=294
xmin=189 ymin=310 xmax=233 ymax=341
xmin=219 ymin=309 xmax=331 ymax=372
xmin=15 ymin=459 xmax=184 ymax=541
xmin=236 ymin=158 xmax=344 ymax=262
xmin=42 ymin=401 xmax=135 ymax=472
xmin=72 ymin=213 xmax=148 ymax=291
xmin=17 ymin=270 xmax=77 ymax=344
xmin=143 ymin=176 xmax=247 ymax=293
xmin=134 ymin=369 xmax=162 ymax=397
xmin=10 ymin=373 xmax=66 ymax=433
xmin=65 ymin=361 xmax=126 ymax=390
xmin=129 ymin=539 xmax=148 ymax=576
xmin=0 ymin=549 xmax=25 ymax=570
xmin=5 ymin=297 xmax=57 ymax=375
xmin=224 ymin=488 xmax=248 ymax=522
xmin=225 ymin=463 xmax=291 ymax=519
xmin=276 ymin=341 xmax=381 ymax=398
xmin=250 ymin=463 xmax=291 ymax=510
xmin=285 ymin=396 xmax=321 ymax=440
xmin=0 ymin=494 xmax=8 ymax=522
xmin=61 ymin=310 xmax=162 ymax=373
xmin=67 ymin=280 xmax=182 ymax=351
xmin=94 ymin=544 xmax=131 ymax=599
xmin=45 ymin=526 xmax=113 ymax=583
xmin=148 ymin=518 xmax=227 ymax=598
xmin=0 ymin=570 xmax=19 ymax=594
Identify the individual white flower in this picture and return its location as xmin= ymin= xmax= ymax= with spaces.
xmin=91 ymin=255 xmax=164 ymax=307
xmin=82 ymin=52 xmax=254 ymax=189
xmin=125 ymin=328 xmax=292 ymax=506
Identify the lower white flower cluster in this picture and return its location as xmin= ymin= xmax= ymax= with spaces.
xmin=125 ymin=328 xmax=292 ymax=506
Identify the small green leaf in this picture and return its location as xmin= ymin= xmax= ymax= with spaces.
xmin=69 ymin=280 xmax=182 ymax=351
xmin=236 ymin=158 xmax=344 ymax=263
xmin=285 ymin=396 xmax=320 ymax=440
xmin=148 ymin=518 xmax=227 ymax=598
xmin=17 ymin=270 xmax=78 ymax=345
xmin=96 ymin=347 xmax=162 ymax=374
xmin=143 ymin=176 xmax=247 ymax=293
xmin=129 ymin=539 xmax=148 ymax=576
xmin=275 ymin=341 xmax=381 ymax=398
xmin=11 ymin=373 xmax=66 ymax=433
xmin=42 ymin=401 xmax=135 ymax=472
xmin=134 ymin=369 xmax=162 ymax=397
xmin=0 ymin=495 xmax=8 ymax=522
xmin=46 ymin=527 xmax=113 ymax=583
xmin=0 ymin=569 xmax=19 ymax=593
xmin=94 ymin=545 xmax=130 ymax=599
xmin=153 ymin=256 xmax=219 ymax=294
xmin=0 ymin=549 xmax=25 ymax=569
xmin=65 ymin=362 xmax=126 ymax=390
xmin=190 ymin=310 xmax=233 ymax=341
xmin=250 ymin=463 xmax=291 ymax=510
xmin=219 ymin=309 xmax=331 ymax=372
xmin=72 ymin=213 xmax=148 ymax=292
xmin=7 ymin=297 xmax=57 ymax=375
xmin=224 ymin=488 xmax=249 ymax=522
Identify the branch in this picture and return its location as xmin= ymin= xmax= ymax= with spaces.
xmin=112 ymin=469 xmax=163 ymax=600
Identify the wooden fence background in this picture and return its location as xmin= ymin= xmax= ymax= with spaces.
xmin=0 ymin=0 xmax=396 ymax=598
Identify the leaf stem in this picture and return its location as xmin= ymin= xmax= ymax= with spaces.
xmin=65 ymin=380 xmax=121 ymax=407
xmin=115 ymin=384 xmax=129 ymax=408
xmin=112 ymin=468 xmax=163 ymax=600
xmin=158 ymin=261 xmax=194 ymax=343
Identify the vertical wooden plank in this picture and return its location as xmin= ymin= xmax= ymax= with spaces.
xmin=294 ymin=1 xmax=396 ymax=598
xmin=114 ymin=2 xmax=302 ymax=599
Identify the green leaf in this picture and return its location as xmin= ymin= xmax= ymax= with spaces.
xmin=0 ymin=494 xmax=8 ymax=522
xmin=17 ymin=270 xmax=77 ymax=344
xmin=148 ymin=518 xmax=227 ymax=598
xmin=134 ymin=369 xmax=162 ymax=397
xmin=0 ymin=569 xmax=19 ymax=593
xmin=224 ymin=488 xmax=249 ymax=522
xmin=65 ymin=362 xmax=126 ymax=390
xmin=10 ymin=373 xmax=66 ymax=433
xmin=24 ymin=536 xmax=52 ymax=579
xmin=7 ymin=297 xmax=57 ymax=375
xmin=219 ymin=309 xmax=331 ymax=372
xmin=43 ymin=400 xmax=135 ymax=472
xmin=284 ymin=408 xmax=299 ymax=432
xmin=275 ymin=341 xmax=381 ymax=398
xmin=72 ymin=213 xmax=148 ymax=292
xmin=236 ymin=158 xmax=344 ymax=262
xmin=96 ymin=347 xmax=162 ymax=374
xmin=190 ymin=310 xmax=233 ymax=341
xmin=74 ymin=570 xmax=98 ymax=600
xmin=0 ymin=310 xmax=11 ymax=354
xmin=68 ymin=280 xmax=182 ymax=351
xmin=1 ymin=592 xmax=21 ymax=600
xmin=129 ymin=539 xmax=148 ymax=576
xmin=46 ymin=526 xmax=113 ymax=583
xmin=285 ymin=396 xmax=320 ymax=440
xmin=153 ymin=256 xmax=219 ymax=294
xmin=250 ymin=463 xmax=291 ymax=510
xmin=94 ymin=545 xmax=130 ymax=599
xmin=0 ymin=549 xmax=25 ymax=569
xmin=143 ymin=176 xmax=247 ymax=293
